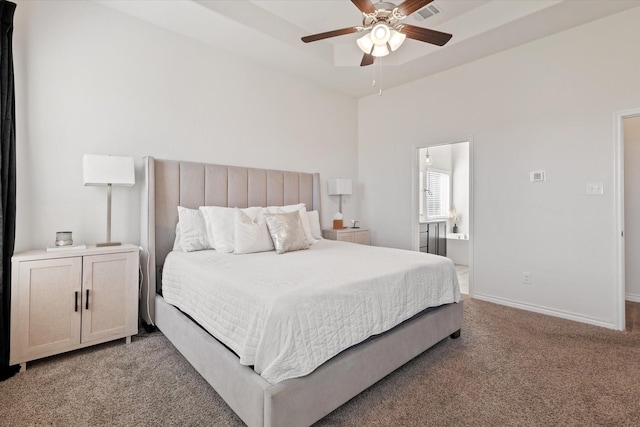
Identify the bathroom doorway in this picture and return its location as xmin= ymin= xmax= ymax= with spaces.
xmin=416 ymin=140 xmax=472 ymax=294
xmin=620 ymin=112 xmax=640 ymax=330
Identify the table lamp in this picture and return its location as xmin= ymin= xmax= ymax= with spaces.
xmin=328 ymin=178 xmax=352 ymax=229
xmin=83 ymin=154 xmax=135 ymax=246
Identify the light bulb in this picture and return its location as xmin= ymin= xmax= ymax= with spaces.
xmin=370 ymin=23 xmax=391 ymax=45
xmin=372 ymin=24 xmax=390 ymax=44
xmin=425 ymin=154 xmax=433 ymax=165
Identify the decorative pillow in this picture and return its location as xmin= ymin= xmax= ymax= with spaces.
xmin=233 ymin=208 xmax=275 ymax=254
xmin=307 ymin=210 xmax=322 ymax=240
xmin=264 ymin=211 xmax=310 ymax=254
xmin=176 ymin=206 xmax=211 ymax=252
xmin=199 ymin=206 xmax=261 ymax=253
xmin=264 ymin=203 xmax=317 ymax=245
xmin=199 ymin=206 xmax=234 ymax=253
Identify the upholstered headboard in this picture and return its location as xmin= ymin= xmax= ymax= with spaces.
xmin=140 ymin=156 xmax=321 ymax=326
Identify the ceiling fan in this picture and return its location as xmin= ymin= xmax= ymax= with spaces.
xmin=301 ymin=0 xmax=453 ymax=66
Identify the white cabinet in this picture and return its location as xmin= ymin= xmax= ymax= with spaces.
xmin=322 ymin=228 xmax=370 ymax=245
xmin=10 ymin=244 xmax=139 ymax=371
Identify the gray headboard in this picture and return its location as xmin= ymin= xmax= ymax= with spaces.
xmin=140 ymin=156 xmax=321 ymax=326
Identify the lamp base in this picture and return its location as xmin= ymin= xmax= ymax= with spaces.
xmin=97 ymin=241 xmax=122 ymax=247
xmin=333 ymin=219 xmax=343 ymax=230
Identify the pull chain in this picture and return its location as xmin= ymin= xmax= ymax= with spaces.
xmin=372 ymin=57 xmax=376 ymax=88
xmin=370 ymin=57 xmax=383 ymax=96
xmin=378 ymin=57 xmax=383 ymax=96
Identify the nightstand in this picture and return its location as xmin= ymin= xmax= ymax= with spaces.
xmin=10 ymin=244 xmax=139 ymax=371
xmin=322 ymin=228 xmax=370 ymax=245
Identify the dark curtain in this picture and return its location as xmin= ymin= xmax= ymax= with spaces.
xmin=0 ymin=0 xmax=17 ymax=382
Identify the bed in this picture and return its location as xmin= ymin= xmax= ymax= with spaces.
xmin=140 ymin=156 xmax=463 ymax=427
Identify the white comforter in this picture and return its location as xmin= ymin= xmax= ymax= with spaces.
xmin=161 ymin=239 xmax=460 ymax=384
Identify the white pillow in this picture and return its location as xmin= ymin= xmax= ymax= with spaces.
xmin=199 ymin=206 xmax=261 ymax=253
xmin=172 ymin=223 xmax=182 ymax=251
xmin=176 ymin=206 xmax=211 ymax=252
xmin=233 ymin=208 xmax=274 ymax=254
xmin=307 ymin=210 xmax=322 ymax=240
xmin=264 ymin=211 xmax=310 ymax=254
xmin=264 ymin=203 xmax=317 ymax=245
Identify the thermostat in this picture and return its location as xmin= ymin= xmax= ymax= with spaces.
xmin=530 ymin=170 xmax=546 ymax=182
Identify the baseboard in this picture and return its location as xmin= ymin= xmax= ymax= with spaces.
xmin=626 ymin=293 xmax=640 ymax=303
xmin=472 ymin=293 xmax=618 ymax=330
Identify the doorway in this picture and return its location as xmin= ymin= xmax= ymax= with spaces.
xmin=414 ymin=139 xmax=472 ymax=295
xmin=615 ymin=108 xmax=640 ymax=330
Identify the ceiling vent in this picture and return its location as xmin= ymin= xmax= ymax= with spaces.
xmin=413 ymin=3 xmax=441 ymax=21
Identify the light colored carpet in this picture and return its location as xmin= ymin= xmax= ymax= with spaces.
xmin=1 ymin=297 xmax=639 ymax=426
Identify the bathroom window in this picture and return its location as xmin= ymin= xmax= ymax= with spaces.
xmin=425 ymin=168 xmax=450 ymax=219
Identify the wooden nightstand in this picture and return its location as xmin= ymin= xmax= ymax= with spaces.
xmin=322 ymin=228 xmax=370 ymax=245
xmin=10 ymin=244 xmax=139 ymax=371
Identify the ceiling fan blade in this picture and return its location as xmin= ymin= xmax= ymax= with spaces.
xmin=400 ymin=24 xmax=452 ymax=46
xmin=396 ymin=0 xmax=434 ymax=17
xmin=301 ymin=27 xmax=360 ymax=43
xmin=351 ymin=0 xmax=377 ymax=15
xmin=360 ymin=53 xmax=375 ymax=67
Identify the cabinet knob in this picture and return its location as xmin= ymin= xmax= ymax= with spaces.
xmin=85 ymin=289 xmax=90 ymax=310
xmin=74 ymin=291 xmax=78 ymax=312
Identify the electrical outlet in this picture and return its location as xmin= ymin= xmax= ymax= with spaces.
xmin=586 ymin=182 xmax=604 ymax=195
xmin=522 ymin=272 xmax=531 ymax=284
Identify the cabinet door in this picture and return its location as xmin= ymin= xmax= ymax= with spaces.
xmin=437 ymin=221 xmax=447 ymax=256
xmin=427 ymin=223 xmax=438 ymax=254
xmin=13 ymin=258 xmax=82 ymax=362
xmin=337 ymin=232 xmax=355 ymax=243
xmin=354 ymin=231 xmax=370 ymax=245
xmin=419 ymin=228 xmax=428 ymax=252
xmin=81 ymin=252 xmax=138 ymax=344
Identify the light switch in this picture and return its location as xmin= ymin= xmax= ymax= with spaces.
xmin=586 ymin=182 xmax=604 ymax=195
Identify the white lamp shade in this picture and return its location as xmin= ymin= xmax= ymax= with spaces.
xmin=357 ymin=23 xmax=406 ymax=57
xmin=328 ymin=178 xmax=353 ymax=196
xmin=370 ymin=23 xmax=391 ymax=45
xmin=371 ymin=44 xmax=390 ymax=57
xmin=357 ymin=33 xmax=374 ymax=54
xmin=83 ymin=154 xmax=135 ymax=186
xmin=388 ymin=30 xmax=406 ymax=51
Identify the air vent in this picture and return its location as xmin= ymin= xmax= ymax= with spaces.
xmin=414 ymin=3 xmax=441 ymax=21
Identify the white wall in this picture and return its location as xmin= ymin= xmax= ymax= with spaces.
xmin=625 ymin=116 xmax=640 ymax=301
xmin=358 ymin=7 xmax=640 ymax=328
xmin=13 ymin=0 xmax=359 ymax=252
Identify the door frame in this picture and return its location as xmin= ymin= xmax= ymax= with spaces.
xmin=615 ymin=107 xmax=640 ymax=330
xmin=412 ymin=136 xmax=474 ymax=295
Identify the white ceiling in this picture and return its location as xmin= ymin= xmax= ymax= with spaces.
xmin=95 ymin=0 xmax=640 ymax=98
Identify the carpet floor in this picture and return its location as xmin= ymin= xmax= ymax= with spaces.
xmin=1 ymin=297 xmax=639 ymax=426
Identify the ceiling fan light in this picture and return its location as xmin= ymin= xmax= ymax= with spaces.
xmin=371 ymin=43 xmax=390 ymax=57
xmin=388 ymin=30 xmax=406 ymax=51
xmin=356 ymin=33 xmax=374 ymax=54
xmin=370 ymin=23 xmax=391 ymax=45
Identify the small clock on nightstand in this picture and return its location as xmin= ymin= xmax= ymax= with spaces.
xmin=322 ymin=228 xmax=370 ymax=245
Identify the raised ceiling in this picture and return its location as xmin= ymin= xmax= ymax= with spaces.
xmin=95 ymin=0 xmax=640 ymax=98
